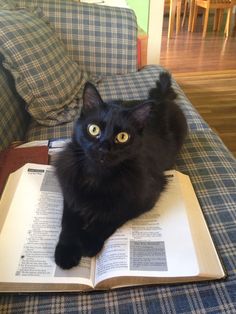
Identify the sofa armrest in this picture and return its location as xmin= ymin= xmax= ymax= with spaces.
xmin=0 ymin=63 xmax=30 ymax=151
xmin=18 ymin=0 xmax=138 ymax=75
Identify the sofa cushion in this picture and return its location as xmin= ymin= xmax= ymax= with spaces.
xmin=25 ymin=66 xmax=210 ymax=142
xmin=17 ymin=0 xmax=138 ymax=75
xmin=0 ymin=9 xmax=96 ymax=126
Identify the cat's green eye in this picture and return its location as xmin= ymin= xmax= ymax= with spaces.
xmin=87 ymin=124 xmax=101 ymax=138
xmin=115 ymin=132 xmax=130 ymax=144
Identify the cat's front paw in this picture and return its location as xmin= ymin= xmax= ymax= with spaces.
xmin=81 ymin=238 xmax=104 ymax=257
xmin=55 ymin=242 xmax=82 ymax=269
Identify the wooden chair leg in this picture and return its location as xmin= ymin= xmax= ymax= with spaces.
xmin=224 ymin=7 xmax=233 ymax=38
xmin=182 ymin=0 xmax=188 ymax=28
xmin=168 ymin=0 xmax=177 ymax=38
xmin=217 ymin=10 xmax=224 ymax=32
xmin=202 ymin=7 xmax=210 ymax=38
xmin=191 ymin=4 xmax=198 ymax=32
xmin=176 ymin=1 xmax=182 ymax=34
xmin=202 ymin=9 xmax=205 ymax=27
xmin=213 ymin=9 xmax=220 ymax=31
xmin=188 ymin=0 xmax=195 ymax=31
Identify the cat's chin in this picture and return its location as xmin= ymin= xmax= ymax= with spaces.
xmin=85 ymin=152 xmax=113 ymax=168
xmin=87 ymin=157 xmax=121 ymax=174
xmin=92 ymin=159 xmax=113 ymax=170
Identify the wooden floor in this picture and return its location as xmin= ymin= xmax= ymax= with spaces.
xmin=160 ymin=16 xmax=236 ymax=157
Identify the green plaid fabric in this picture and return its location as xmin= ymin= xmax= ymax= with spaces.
xmin=0 ymin=61 xmax=29 ymax=151
xmin=17 ymin=0 xmax=138 ymax=75
xmin=0 ymin=9 xmax=94 ymax=126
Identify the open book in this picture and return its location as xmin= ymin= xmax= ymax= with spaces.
xmin=0 ymin=163 xmax=225 ymax=292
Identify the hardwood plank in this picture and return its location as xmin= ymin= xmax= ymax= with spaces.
xmin=174 ymin=70 xmax=236 ymax=157
xmin=160 ymin=16 xmax=236 ymax=73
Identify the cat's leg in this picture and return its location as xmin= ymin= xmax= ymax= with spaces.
xmin=79 ymin=223 xmax=121 ymax=257
xmin=55 ymin=227 xmax=82 ymax=269
xmin=55 ymin=202 xmax=83 ymax=269
xmin=79 ymin=230 xmax=105 ymax=257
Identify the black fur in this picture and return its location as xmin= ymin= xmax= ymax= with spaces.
xmin=54 ymin=72 xmax=188 ymax=269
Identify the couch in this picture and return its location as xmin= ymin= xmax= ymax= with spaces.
xmin=0 ymin=0 xmax=236 ymax=313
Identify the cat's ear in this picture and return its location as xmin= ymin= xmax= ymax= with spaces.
xmin=82 ymin=82 xmax=103 ymax=112
xmin=129 ymin=101 xmax=153 ymax=129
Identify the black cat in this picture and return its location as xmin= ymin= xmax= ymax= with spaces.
xmin=54 ymin=72 xmax=187 ymax=269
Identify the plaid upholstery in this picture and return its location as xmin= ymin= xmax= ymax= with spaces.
xmin=0 ymin=61 xmax=29 ymax=151
xmin=0 ymin=9 xmax=96 ymax=127
xmin=26 ymin=120 xmax=74 ymax=142
xmin=26 ymin=66 xmax=209 ymax=142
xmin=17 ymin=0 xmax=138 ymax=75
xmin=1 ymin=132 xmax=236 ymax=313
xmin=0 ymin=0 xmax=15 ymax=9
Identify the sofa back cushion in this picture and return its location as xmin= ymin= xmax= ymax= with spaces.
xmin=0 ymin=9 xmax=97 ymax=126
xmin=17 ymin=0 xmax=138 ymax=75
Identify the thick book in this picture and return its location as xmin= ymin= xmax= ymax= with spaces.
xmin=0 ymin=163 xmax=225 ymax=292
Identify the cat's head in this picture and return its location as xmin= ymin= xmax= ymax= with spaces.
xmin=73 ymin=82 xmax=152 ymax=169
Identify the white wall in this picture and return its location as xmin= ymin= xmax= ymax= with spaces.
xmin=147 ymin=0 xmax=165 ymax=64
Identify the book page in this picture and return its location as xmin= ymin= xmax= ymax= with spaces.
xmin=0 ymin=164 xmax=94 ymax=290
xmin=0 ymin=146 xmax=48 ymax=197
xmin=94 ymin=171 xmax=199 ymax=286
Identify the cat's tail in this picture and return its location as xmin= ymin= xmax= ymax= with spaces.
xmin=148 ymin=71 xmax=176 ymax=103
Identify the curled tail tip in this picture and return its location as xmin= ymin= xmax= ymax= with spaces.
xmin=159 ymin=71 xmax=172 ymax=89
xmin=149 ymin=71 xmax=176 ymax=101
